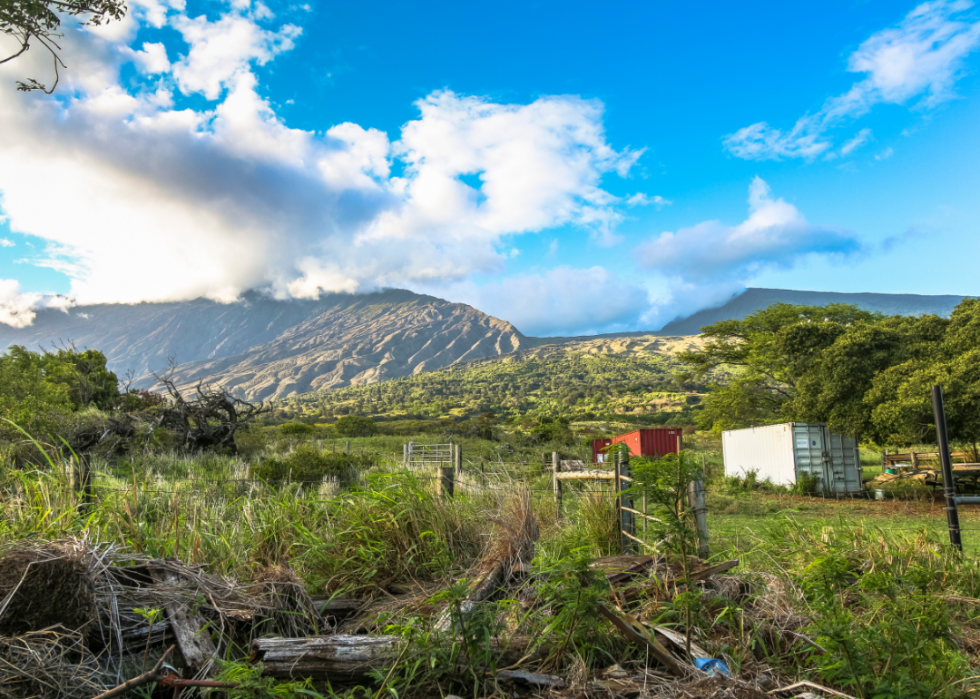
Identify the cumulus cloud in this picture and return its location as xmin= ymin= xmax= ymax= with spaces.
xmin=0 ymin=239 xmax=13 ymax=247
xmin=0 ymin=1 xmax=646 ymax=325
xmin=725 ymin=0 xmax=980 ymax=160
xmin=634 ymin=178 xmax=860 ymax=322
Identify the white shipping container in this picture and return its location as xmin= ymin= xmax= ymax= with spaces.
xmin=722 ymin=423 xmax=862 ymax=494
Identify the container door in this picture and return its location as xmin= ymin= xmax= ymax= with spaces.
xmin=792 ymin=424 xmax=829 ymax=492
xmin=824 ymin=430 xmax=862 ymax=493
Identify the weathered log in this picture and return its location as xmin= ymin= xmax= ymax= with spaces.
xmin=252 ymin=633 xmax=539 ymax=680
xmin=250 ymin=635 xmax=402 ymax=679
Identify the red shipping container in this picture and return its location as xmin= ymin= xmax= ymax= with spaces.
xmin=591 ymin=438 xmax=613 ymax=463
xmin=611 ymin=428 xmax=682 ymax=458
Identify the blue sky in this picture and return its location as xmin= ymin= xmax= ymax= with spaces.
xmin=0 ymin=0 xmax=978 ymax=334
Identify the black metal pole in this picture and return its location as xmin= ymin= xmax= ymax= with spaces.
xmin=932 ymin=385 xmax=962 ymax=551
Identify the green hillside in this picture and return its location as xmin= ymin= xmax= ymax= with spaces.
xmin=274 ymin=335 xmax=724 ymax=425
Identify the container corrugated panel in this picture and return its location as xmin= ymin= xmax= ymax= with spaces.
xmin=722 ymin=422 xmax=862 ymax=493
xmin=592 ymin=439 xmax=613 ymax=463
xmin=611 ymin=428 xmax=681 ymax=458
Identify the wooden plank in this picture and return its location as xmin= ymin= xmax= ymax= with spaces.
xmin=251 ymin=635 xmax=401 ymax=679
xmin=151 ymin=569 xmax=218 ymax=676
xmin=497 ymin=670 xmax=565 ymax=687
xmin=621 ymin=530 xmax=658 ymax=552
xmin=650 ymin=624 xmax=708 ymax=659
xmin=556 ymin=470 xmax=615 ymax=480
xmin=597 ymin=603 xmax=682 ymax=676
xmin=620 ymin=506 xmax=663 ymax=523
xmin=690 ymin=559 xmax=739 ymax=581
xmin=434 ymin=558 xmax=508 ymax=632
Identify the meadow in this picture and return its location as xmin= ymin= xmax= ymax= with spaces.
xmin=3 ymin=425 xmax=979 ymax=698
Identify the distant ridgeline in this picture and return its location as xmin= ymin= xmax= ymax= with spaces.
xmin=658 ymin=288 xmax=969 ymax=335
xmin=273 ymin=336 xmax=721 ymax=424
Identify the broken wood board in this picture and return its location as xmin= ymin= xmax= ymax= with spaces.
xmin=151 ymin=569 xmax=218 ymax=676
xmin=597 ymin=603 xmax=682 ymax=676
xmin=497 ymin=669 xmax=565 ymax=687
xmin=648 ymin=624 xmax=709 ymax=660
xmin=434 ymin=557 xmax=509 ymax=632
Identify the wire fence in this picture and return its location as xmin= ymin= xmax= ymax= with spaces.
xmin=6 ymin=444 xmax=979 ymax=553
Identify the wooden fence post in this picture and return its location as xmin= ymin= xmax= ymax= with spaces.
xmin=436 ymin=465 xmax=454 ymax=499
xmin=911 ymin=451 xmax=918 ymax=469
xmin=617 ymin=450 xmax=637 ymax=554
xmin=75 ymin=453 xmax=93 ymax=512
xmin=687 ymin=478 xmax=709 ymax=558
xmin=552 ymin=452 xmax=562 ymax=516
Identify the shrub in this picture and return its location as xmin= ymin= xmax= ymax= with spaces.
xmin=251 ymin=445 xmax=374 ymax=482
xmin=791 ymin=472 xmax=820 ymax=495
xmin=334 ymin=415 xmax=378 ymax=437
xmin=278 ymin=422 xmax=315 ymax=436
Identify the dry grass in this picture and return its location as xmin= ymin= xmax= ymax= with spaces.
xmin=0 ymin=628 xmax=104 ymax=699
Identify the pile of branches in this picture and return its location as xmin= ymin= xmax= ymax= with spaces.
xmin=63 ymin=369 xmax=268 ymax=457
xmin=155 ymin=375 xmax=267 ymax=453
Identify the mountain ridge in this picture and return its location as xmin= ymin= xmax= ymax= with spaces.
xmin=0 ymin=287 xmax=971 ymax=401
xmin=657 ymin=287 xmax=970 ymax=335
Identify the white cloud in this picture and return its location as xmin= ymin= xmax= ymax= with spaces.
xmin=170 ymin=11 xmax=301 ymax=99
xmin=840 ymin=128 xmax=873 ymax=156
xmin=126 ymin=42 xmax=171 ymax=74
xmin=634 ymin=178 xmax=860 ymax=317
xmin=0 ymin=238 xmax=13 ymax=247
xmin=626 ymin=193 xmax=671 ymax=208
xmin=876 ymin=146 xmax=895 ymax=160
xmin=0 ymin=280 xmax=73 ymax=328
xmin=0 ymin=3 xmax=643 ymax=324
xmin=725 ymin=0 xmax=980 ymax=160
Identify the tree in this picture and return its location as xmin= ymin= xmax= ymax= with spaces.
xmin=40 ymin=344 xmax=119 ymax=410
xmin=679 ymin=303 xmax=880 ymax=432
xmin=0 ymin=0 xmax=126 ymax=92
xmin=0 ymin=344 xmax=73 ymax=442
xmin=790 ymin=315 xmax=948 ymax=440
xmin=865 ymin=350 xmax=980 ymax=457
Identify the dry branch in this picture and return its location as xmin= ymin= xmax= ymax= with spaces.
xmin=91 ymin=645 xmax=174 ymax=699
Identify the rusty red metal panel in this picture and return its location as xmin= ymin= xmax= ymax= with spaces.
xmin=592 ymin=438 xmax=613 ymax=463
xmin=611 ymin=428 xmax=681 ymax=458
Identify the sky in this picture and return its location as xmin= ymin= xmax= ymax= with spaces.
xmin=0 ymin=0 xmax=979 ymax=336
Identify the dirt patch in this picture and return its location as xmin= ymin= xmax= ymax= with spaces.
xmin=0 ymin=545 xmax=97 ymax=643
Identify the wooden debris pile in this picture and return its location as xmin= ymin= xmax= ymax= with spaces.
xmin=0 ymin=495 xmax=838 ymax=699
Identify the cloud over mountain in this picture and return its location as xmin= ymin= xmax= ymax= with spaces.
xmin=634 ymin=178 xmax=862 ymax=324
xmin=0 ymin=0 xmax=648 ymax=327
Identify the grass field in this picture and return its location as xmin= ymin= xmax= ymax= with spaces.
xmin=4 ymin=429 xmax=980 ymax=697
